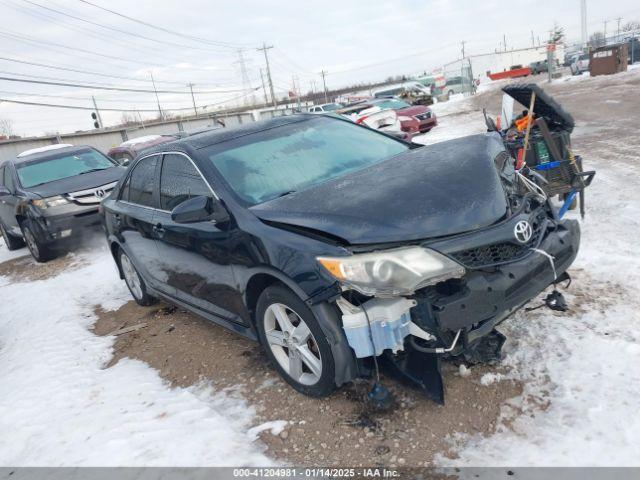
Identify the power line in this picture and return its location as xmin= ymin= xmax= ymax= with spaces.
xmin=0 ymin=97 xmax=194 ymax=112
xmin=0 ymin=87 xmax=260 ymax=112
xmin=77 ymin=0 xmax=247 ymax=49
xmin=21 ymin=0 xmax=242 ymax=53
xmin=0 ymin=55 xmax=188 ymax=86
xmin=0 ymin=28 xmax=157 ymax=67
xmin=0 ymin=75 xmax=257 ymax=94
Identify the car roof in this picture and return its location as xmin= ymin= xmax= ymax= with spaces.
xmin=10 ymin=145 xmax=96 ymax=164
xmin=140 ymin=114 xmax=318 ymax=154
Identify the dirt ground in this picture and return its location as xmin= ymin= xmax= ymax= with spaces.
xmin=92 ymin=300 xmax=521 ymax=467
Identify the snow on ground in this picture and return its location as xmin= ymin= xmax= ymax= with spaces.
xmin=0 ymin=244 xmax=275 ymax=466
xmin=420 ymin=74 xmax=640 ymax=466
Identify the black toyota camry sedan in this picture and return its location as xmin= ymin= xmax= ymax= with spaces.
xmin=101 ymin=114 xmax=580 ymax=402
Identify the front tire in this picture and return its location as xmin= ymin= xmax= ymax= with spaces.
xmin=21 ymin=219 xmax=54 ymax=262
xmin=119 ymin=249 xmax=157 ymax=306
xmin=0 ymin=221 xmax=24 ymax=251
xmin=256 ymin=285 xmax=337 ymax=397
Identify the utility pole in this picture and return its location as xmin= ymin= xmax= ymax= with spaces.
xmin=580 ymin=0 xmax=588 ymax=49
xmin=259 ymin=68 xmax=268 ymax=105
xmin=257 ymin=43 xmax=277 ymax=107
xmin=236 ymin=49 xmax=253 ymax=106
xmin=187 ymin=83 xmax=197 ymax=116
xmin=531 ymin=30 xmax=535 ymax=47
xmin=503 ymin=34 xmax=507 ymax=51
xmin=616 ymin=16 xmax=622 ymax=37
xmin=603 ymin=20 xmax=608 ymax=43
xmin=91 ymin=96 xmax=103 ymax=128
xmin=150 ymin=71 xmax=163 ymax=120
xmin=461 ymin=40 xmax=466 ymax=58
xmin=320 ymin=70 xmax=328 ymax=103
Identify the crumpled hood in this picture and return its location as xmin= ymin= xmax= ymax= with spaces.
xmin=27 ymin=166 xmax=125 ymax=198
xmin=250 ymin=134 xmax=508 ymax=245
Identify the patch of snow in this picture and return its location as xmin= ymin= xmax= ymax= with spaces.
xmin=0 ymin=246 xmax=273 ymax=466
xmin=248 ymin=420 xmax=288 ymax=439
xmin=17 ymin=144 xmax=74 ymax=158
xmin=0 ymin=238 xmax=29 ymax=265
xmin=479 ymin=373 xmax=504 ymax=386
xmin=458 ymin=365 xmax=471 ymax=378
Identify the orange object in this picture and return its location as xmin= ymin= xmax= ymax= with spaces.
xmin=516 ymin=148 xmax=524 ymax=169
xmin=496 ymin=115 xmax=501 ymax=130
xmin=514 ymin=115 xmax=531 ymax=132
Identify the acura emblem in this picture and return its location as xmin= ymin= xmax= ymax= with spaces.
xmin=514 ymin=220 xmax=533 ymax=244
xmin=95 ymin=189 xmax=106 ymax=198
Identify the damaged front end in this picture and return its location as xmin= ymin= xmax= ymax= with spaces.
xmin=319 ymin=171 xmax=580 ymax=405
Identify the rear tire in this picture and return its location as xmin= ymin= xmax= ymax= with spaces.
xmin=119 ymin=249 xmax=158 ymax=306
xmin=0 ymin=221 xmax=24 ymax=251
xmin=21 ymin=219 xmax=54 ymax=262
xmin=256 ymin=285 xmax=337 ymax=397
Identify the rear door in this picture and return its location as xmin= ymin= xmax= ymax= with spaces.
xmin=152 ymin=152 xmax=244 ymax=323
xmin=111 ymin=154 xmax=169 ymax=293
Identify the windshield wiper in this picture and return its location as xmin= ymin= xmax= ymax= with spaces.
xmin=78 ymin=167 xmax=110 ymax=175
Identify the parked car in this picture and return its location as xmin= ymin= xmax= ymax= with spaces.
xmin=443 ymin=76 xmax=469 ymax=96
xmin=369 ymin=98 xmax=437 ymax=133
xmin=108 ymin=134 xmax=177 ymax=166
xmin=0 ymin=145 xmax=125 ymax=262
xmin=571 ymin=53 xmax=590 ymax=75
xmin=335 ymin=102 xmax=415 ymax=140
xmin=308 ymin=103 xmax=342 ymax=114
xmin=102 ymin=114 xmax=580 ymax=402
xmin=529 ymin=60 xmax=549 ymax=74
xmin=373 ymin=81 xmax=433 ymax=105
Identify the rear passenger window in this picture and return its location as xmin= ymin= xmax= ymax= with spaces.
xmin=122 ymin=155 xmax=158 ymax=207
xmin=160 ymin=154 xmax=210 ymax=211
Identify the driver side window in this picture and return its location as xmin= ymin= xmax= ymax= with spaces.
xmin=3 ymin=166 xmax=15 ymax=193
xmin=159 ymin=154 xmax=211 ymax=211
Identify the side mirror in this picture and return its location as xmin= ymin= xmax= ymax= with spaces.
xmin=171 ymin=195 xmax=229 ymax=224
xmin=0 ymin=185 xmax=10 ymax=196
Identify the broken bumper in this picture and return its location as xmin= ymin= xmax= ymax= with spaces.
xmin=28 ymin=206 xmax=103 ymax=246
xmin=412 ymin=218 xmax=580 ymax=347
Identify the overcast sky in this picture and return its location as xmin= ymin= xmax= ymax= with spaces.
xmin=0 ymin=0 xmax=638 ymax=137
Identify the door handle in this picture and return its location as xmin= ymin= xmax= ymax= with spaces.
xmin=153 ymin=223 xmax=165 ymax=237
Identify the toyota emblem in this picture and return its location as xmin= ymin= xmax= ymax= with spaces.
xmin=514 ymin=220 xmax=533 ymax=244
xmin=95 ymin=189 xmax=106 ymax=198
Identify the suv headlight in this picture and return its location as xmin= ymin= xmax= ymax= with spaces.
xmin=32 ymin=195 xmax=70 ymax=209
xmin=317 ymin=246 xmax=465 ymax=297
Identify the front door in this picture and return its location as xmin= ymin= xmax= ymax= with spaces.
xmin=152 ymin=153 xmax=244 ymax=323
xmin=111 ymin=154 xmax=169 ymax=293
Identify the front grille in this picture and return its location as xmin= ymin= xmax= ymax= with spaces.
xmin=451 ymin=213 xmax=547 ymax=269
xmin=66 ymin=181 xmax=118 ymax=205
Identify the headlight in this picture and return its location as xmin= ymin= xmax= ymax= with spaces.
xmin=32 ymin=195 xmax=70 ymax=209
xmin=317 ymin=246 xmax=465 ymax=297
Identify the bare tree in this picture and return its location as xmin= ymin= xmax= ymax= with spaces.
xmin=0 ymin=117 xmax=13 ymax=137
xmin=622 ymin=20 xmax=640 ymax=32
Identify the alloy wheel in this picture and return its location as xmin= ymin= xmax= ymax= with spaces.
xmin=120 ymin=253 xmax=143 ymax=300
xmin=263 ymin=303 xmax=323 ymax=386
xmin=23 ymin=227 xmax=39 ymax=259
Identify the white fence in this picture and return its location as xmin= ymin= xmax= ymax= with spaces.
xmin=0 ymin=111 xmax=256 ymax=162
